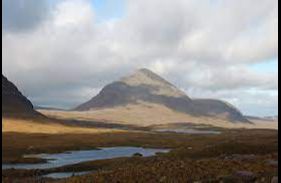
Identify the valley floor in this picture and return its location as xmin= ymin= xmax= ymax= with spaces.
xmin=2 ymin=118 xmax=123 ymax=134
xmin=2 ymin=108 xmax=278 ymax=183
xmin=2 ymin=120 xmax=278 ymax=182
xmin=38 ymin=104 xmax=278 ymax=130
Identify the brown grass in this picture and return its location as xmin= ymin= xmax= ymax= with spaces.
xmin=39 ymin=102 xmax=278 ymax=129
xmin=2 ymin=118 xmax=123 ymax=134
xmin=2 ymin=129 xmax=278 ymax=182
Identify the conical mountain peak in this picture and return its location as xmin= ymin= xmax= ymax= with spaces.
xmin=137 ymin=68 xmax=153 ymax=73
xmin=120 ymin=68 xmax=186 ymax=97
xmin=75 ymin=69 xmax=248 ymax=123
xmin=135 ymin=68 xmax=163 ymax=78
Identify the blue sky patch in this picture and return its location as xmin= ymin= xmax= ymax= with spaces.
xmin=249 ymin=58 xmax=278 ymax=73
xmin=91 ymin=0 xmax=125 ymax=22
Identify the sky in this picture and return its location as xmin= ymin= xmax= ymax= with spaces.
xmin=2 ymin=0 xmax=278 ymax=117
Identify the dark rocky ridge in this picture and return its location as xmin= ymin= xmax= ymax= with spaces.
xmin=192 ymin=99 xmax=247 ymax=122
xmin=76 ymin=81 xmax=195 ymax=112
xmin=75 ymin=69 xmax=249 ymax=123
xmin=2 ymin=75 xmax=40 ymax=117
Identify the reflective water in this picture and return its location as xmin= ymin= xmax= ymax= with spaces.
xmin=43 ymin=171 xmax=91 ymax=179
xmin=2 ymin=147 xmax=170 ymax=170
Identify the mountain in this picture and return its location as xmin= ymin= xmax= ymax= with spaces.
xmin=2 ymin=75 xmax=40 ymax=117
xmin=75 ymin=69 xmax=249 ymax=123
xmin=246 ymin=115 xmax=278 ymax=122
xmin=34 ymin=105 xmax=67 ymax=111
xmin=264 ymin=115 xmax=278 ymax=121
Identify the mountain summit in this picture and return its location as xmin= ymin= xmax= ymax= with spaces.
xmin=120 ymin=68 xmax=187 ymax=98
xmin=75 ymin=69 xmax=249 ymax=123
xmin=75 ymin=68 xmax=193 ymax=112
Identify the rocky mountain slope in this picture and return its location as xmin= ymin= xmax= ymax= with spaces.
xmin=2 ymin=75 xmax=40 ymax=117
xmin=75 ymin=69 xmax=249 ymax=123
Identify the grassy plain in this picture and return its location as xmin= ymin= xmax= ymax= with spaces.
xmin=38 ymin=103 xmax=278 ymax=129
xmin=2 ymin=107 xmax=278 ymax=183
xmin=2 ymin=118 xmax=123 ymax=134
xmin=2 ymin=127 xmax=278 ymax=182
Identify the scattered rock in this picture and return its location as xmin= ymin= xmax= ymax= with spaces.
xmin=28 ymin=146 xmax=34 ymax=150
xmin=133 ymin=153 xmax=143 ymax=157
xmin=159 ymin=176 xmax=166 ymax=182
xmin=260 ymin=177 xmax=266 ymax=182
xmin=221 ymin=154 xmax=257 ymax=161
xmin=267 ymin=160 xmax=278 ymax=167
xmin=233 ymin=171 xmax=256 ymax=182
xmin=271 ymin=176 xmax=278 ymax=183
xmin=219 ymin=175 xmax=240 ymax=183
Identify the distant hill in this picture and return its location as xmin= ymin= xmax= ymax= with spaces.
xmin=34 ymin=105 xmax=67 ymax=111
xmin=2 ymin=75 xmax=41 ymax=118
xmin=246 ymin=115 xmax=278 ymax=122
xmin=75 ymin=68 xmax=249 ymax=123
xmin=263 ymin=115 xmax=278 ymax=121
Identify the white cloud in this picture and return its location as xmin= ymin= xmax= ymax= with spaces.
xmin=2 ymin=0 xmax=278 ymax=115
xmin=187 ymin=88 xmax=278 ymax=117
xmin=52 ymin=0 xmax=94 ymax=27
xmin=3 ymin=0 xmax=50 ymax=32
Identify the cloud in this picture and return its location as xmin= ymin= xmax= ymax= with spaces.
xmin=122 ymin=0 xmax=278 ymax=64
xmin=187 ymin=88 xmax=278 ymax=117
xmin=2 ymin=0 xmax=51 ymax=32
xmin=182 ymin=65 xmax=278 ymax=90
xmin=2 ymin=0 xmax=278 ymax=115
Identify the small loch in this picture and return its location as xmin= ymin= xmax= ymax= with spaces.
xmin=2 ymin=147 xmax=170 ymax=170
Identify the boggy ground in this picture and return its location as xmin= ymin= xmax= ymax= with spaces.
xmin=2 ymin=129 xmax=278 ymax=183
